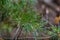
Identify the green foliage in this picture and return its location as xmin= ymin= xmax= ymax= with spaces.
xmin=0 ymin=0 xmax=59 ymax=39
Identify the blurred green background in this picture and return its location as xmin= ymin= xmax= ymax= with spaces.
xmin=0 ymin=0 xmax=59 ymax=40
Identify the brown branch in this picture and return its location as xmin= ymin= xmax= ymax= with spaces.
xmin=37 ymin=0 xmax=60 ymax=15
xmin=11 ymin=24 xmax=23 ymax=40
